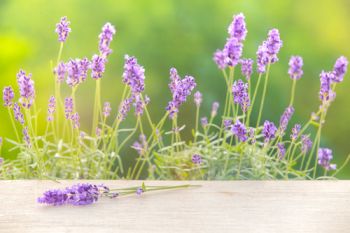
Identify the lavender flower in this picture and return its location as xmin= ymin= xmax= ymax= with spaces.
xmin=288 ymin=56 xmax=303 ymax=80
xmin=194 ymin=91 xmax=202 ymax=107
xmin=13 ymin=103 xmax=24 ymax=125
xmin=71 ymin=113 xmax=80 ymax=129
xmin=47 ymin=96 xmax=56 ymax=122
xmin=240 ymin=58 xmax=253 ymax=80
xmin=223 ymin=119 xmax=232 ymax=129
xmin=201 ymin=117 xmax=208 ymax=127
xmin=213 ymin=49 xmax=227 ymax=70
xmin=66 ymin=59 xmax=81 ymax=87
xmin=232 ymin=79 xmax=250 ymax=112
xmin=277 ymin=143 xmax=286 ymax=159
xmin=118 ymin=98 xmax=132 ymax=121
xmin=211 ymin=102 xmax=219 ymax=117
xmin=103 ymin=102 xmax=111 ymax=118
xmin=64 ymin=97 xmax=73 ymax=119
xmin=132 ymin=134 xmax=147 ymax=156
xmin=266 ymin=29 xmax=282 ymax=57
xmin=54 ymin=62 xmax=66 ymax=83
xmin=55 ymin=16 xmax=71 ymax=42
xmin=133 ymin=94 xmax=149 ymax=116
xmin=122 ymin=55 xmax=145 ymax=95
xmin=248 ymin=127 xmax=256 ymax=144
xmin=301 ymin=135 xmax=312 ymax=154
xmin=3 ymin=86 xmax=14 ymax=107
xmin=23 ymin=127 xmax=31 ymax=148
xmin=224 ymin=37 xmax=243 ymax=67
xmin=79 ymin=57 xmax=91 ymax=82
xmin=192 ymin=154 xmax=202 ymax=165
xmin=136 ymin=187 xmax=144 ymax=196
xmin=290 ymin=124 xmax=301 ymax=141
xmin=166 ymin=68 xmax=196 ymax=118
xmin=279 ymin=106 xmax=294 ymax=134
xmin=228 ymin=13 xmax=247 ymax=42
xmin=37 ymin=189 xmax=68 ymax=206
xmin=256 ymin=43 xmax=270 ymax=73
xmin=319 ymin=71 xmax=335 ymax=102
xmin=263 ymin=120 xmax=277 ymax=142
xmin=231 ymin=119 xmax=247 ymax=142
xmin=318 ymin=148 xmax=336 ymax=170
xmin=332 ymin=56 xmax=348 ymax=83
xmin=17 ymin=70 xmax=35 ymax=108
xmin=98 ymin=22 xmax=116 ymax=57
xmin=91 ymin=55 xmax=106 ymax=79
xmin=96 ymin=127 xmax=102 ymax=137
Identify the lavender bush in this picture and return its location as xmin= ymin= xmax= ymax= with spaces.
xmin=0 ymin=14 xmax=349 ymax=180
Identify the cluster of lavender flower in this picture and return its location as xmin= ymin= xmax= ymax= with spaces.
xmin=0 ymin=13 xmax=349 ymax=180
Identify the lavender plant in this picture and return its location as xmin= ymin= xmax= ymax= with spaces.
xmin=0 ymin=14 xmax=349 ymax=180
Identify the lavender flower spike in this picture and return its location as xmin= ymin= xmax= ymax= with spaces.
xmin=301 ymin=135 xmax=312 ymax=154
xmin=263 ymin=120 xmax=277 ymax=142
xmin=288 ymin=56 xmax=303 ymax=80
xmin=290 ymin=124 xmax=301 ymax=141
xmin=103 ymin=102 xmax=112 ymax=118
xmin=99 ymin=22 xmax=116 ymax=57
xmin=277 ymin=143 xmax=286 ymax=159
xmin=224 ymin=37 xmax=243 ymax=67
xmin=17 ymin=70 xmax=35 ymax=108
xmin=211 ymin=102 xmax=219 ymax=117
xmin=213 ymin=49 xmax=227 ymax=70
xmin=332 ymin=56 xmax=348 ymax=83
xmin=47 ymin=96 xmax=56 ymax=122
xmin=266 ymin=28 xmax=283 ymax=58
xmin=122 ymin=55 xmax=145 ymax=95
xmin=64 ymin=97 xmax=73 ymax=119
xmin=192 ymin=154 xmax=202 ymax=165
xmin=228 ymin=13 xmax=247 ymax=42
xmin=232 ymin=79 xmax=250 ymax=112
xmin=3 ymin=86 xmax=14 ymax=107
xmin=240 ymin=59 xmax=253 ymax=80
xmin=194 ymin=91 xmax=202 ymax=107
xmin=13 ymin=103 xmax=24 ymax=125
xmin=318 ymin=148 xmax=336 ymax=171
xmin=231 ymin=119 xmax=247 ymax=142
xmin=54 ymin=62 xmax=66 ymax=83
xmin=23 ymin=127 xmax=31 ymax=148
xmin=118 ymin=98 xmax=132 ymax=121
xmin=279 ymin=106 xmax=294 ymax=134
xmin=91 ymin=55 xmax=106 ymax=79
xmin=55 ymin=16 xmax=71 ymax=42
xmin=319 ymin=71 xmax=335 ymax=102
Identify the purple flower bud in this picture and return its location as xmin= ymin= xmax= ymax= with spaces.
xmin=319 ymin=71 xmax=336 ymax=102
xmin=133 ymin=94 xmax=147 ymax=116
xmin=223 ymin=119 xmax=232 ymax=129
xmin=66 ymin=59 xmax=81 ymax=87
xmin=213 ymin=49 xmax=227 ymax=70
xmin=23 ymin=127 xmax=31 ymax=148
xmin=136 ymin=187 xmax=144 ymax=196
xmin=240 ymin=59 xmax=253 ymax=80
xmin=54 ymin=62 xmax=66 ymax=83
xmin=248 ymin=127 xmax=256 ymax=144
xmin=55 ymin=16 xmax=71 ymax=42
xmin=47 ymin=96 xmax=56 ymax=122
xmin=132 ymin=134 xmax=147 ymax=156
xmin=211 ymin=102 xmax=219 ymax=117
xmin=231 ymin=119 xmax=247 ymax=142
xmin=103 ymin=102 xmax=111 ymax=118
xmin=332 ymin=56 xmax=348 ymax=83
xmin=79 ymin=58 xmax=91 ymax=82
xmin=91 ymin=55 xmax=105 ymax=79
xmin=194 ymin=91 xmax=202 ymax=107
xmin=99 ymin=23 xmax=116 ymax=57
xmin=71 ymin=112 xmax=80 ymax=129
xmin=192 ymin=154 xmax=202 ymax=165
xmin=301 ymin=135 xmax=312 ymax=154
xmin=201 ymin=117 xmax=208 ymax=127
xmin=228 ymin=13 xmax=247 ymax=42
xmin=290 ymin=124 xmax=301 ymax=141
xmin=122 ymin=55 xmax=145 ymax=95
xmin=232 ymin=79 xmax=250 ymax=112
xmin=64 ymin=97 xmax=73 ymax=119
xmin=279 ymin=106 xmax=294 ymax=134
xmin=3 ymin=86 xmax=14 ymax=107
xmin=277 ymin=143 xmax=286 ymax=159
xmin=224 ymin=37 xmax=243 ymax=67
xmin=318 ymin=148 xmax=336 ymax=171
xmin=17 ymin=70 xmax=35 ymax=108
xmin=263 ymin=120 xmax=277 ymax=142
xmin=118 ymin=98 xmax=132 ymax=121
xmin=13 ymin=103 xmax=24 ymax=125
xmin=288 ymin=56 xmax=303 ymax=80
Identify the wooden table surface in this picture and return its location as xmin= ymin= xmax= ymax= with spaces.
xmin=0 ymin=180 xmax=349 ymax=233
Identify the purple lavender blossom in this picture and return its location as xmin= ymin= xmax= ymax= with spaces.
xmin=240 ymin=59 xmax=253 ymax=80
xmin=17 ymin=70 xmax=35 ymax=108
xmin=37 ymin=189 xmax=68 ymax=206
xmin=23 ymin=127 xmax=31 ymax=148
xmin=248 ymin=128 xmax=256 ymax=144
xmin=301 ymin=135 xmax=312 ymax=154
xmin=13 ymin=103 xmax=24 ymax=125
xmin=133 ymin=94 xmax=148 ymax=116
xmin=231 ymin=119 xmax=247 ymax=142
xmin=79 ymin=57 xmax=91 ymax=82
xmin=318 ymin=148 xmax=336 ymax=171
xmin=55 ymin=16 xmax=71 ymax=42
xmin=103 ymin=102 xmax=111 ymax=118
xmin=3 ymin=86 xmax=14 ymax=107
xmin=263 ymin=120 xmax=277 ymax=142
xmin=118 ymin=98 xmax=132 ymax=121
xmin=136 ymin=187 xmax=144 ymax=196
xmin=66 ymin=59 xmax=82 ymax=87
xmin=166 ymin=68 xmax=196 ymax=118
xmin=98 ymin=23 xmax=116 ymax=57
xmin=91 ymin=55 xmax=106 ymax=79
xmin=277 ymin=143 xmax=286 ymax=159
xmin=211 ymin=102 xmax=219 ymax=117
xmin=223 ymin=119 xmax=232 ymax=129
xmin=192 ymin=154 xmax=202 ymax=165
xmin=290 ymin=124 xmax=301 ymax=141
xmin=194 ymin=91 xmax=202 ymax=107
xmin=224 ymin=37 xmax=243 ymax=67
xmin=228 ymin=13 xmax=247 ymax=42
xmin=213 ymin=49 xmax=227 ymax=70
xmin=71 ymin=113 xmax=80 ymax=129
xmin=279 ymin=106 xmax=294 ymax=134
xmin=266 ymin=29 xmax=282 ymax=57
xmin=47 ymin=96 xmax=56 ymax=122
xmin=201 ymin=117 xmax=208 ymax=127
xmin=132 ymin=134 xmax=147 ymax=156
xmin=319 ymin=71 xmax=336 ymax=102
xmin=54 ymin=62 xmax=66 ymax=83
xmin=256 ymin=43 xmax=270 ymax=73
xmin=122 ymin=55 xmax=145 ymax=95
xmin=288 ymin=56 xmax=303 ymax=80
xmin=64 ymin=97 xmax=73 ymax=119
xmin=232 ymin=79 xmax=250 ymax=112
xmin=332 ymin=56 xmax=348 ymax=82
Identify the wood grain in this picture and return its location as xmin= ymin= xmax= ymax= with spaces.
xmin=0 ymin=180 xmax=349 ymax=233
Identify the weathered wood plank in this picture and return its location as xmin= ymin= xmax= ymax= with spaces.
xmin=0 ymin=181 xmax=349 ymax=233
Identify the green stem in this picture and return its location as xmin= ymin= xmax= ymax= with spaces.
xmin=256 ymin=63 xmax=271 ymax=128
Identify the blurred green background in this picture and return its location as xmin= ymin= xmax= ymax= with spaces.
xmin=0 ymin=0 xmax=349 ymax=178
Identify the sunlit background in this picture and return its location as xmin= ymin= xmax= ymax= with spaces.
xmin=0 ymin=0 xmax=349 ymax=178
